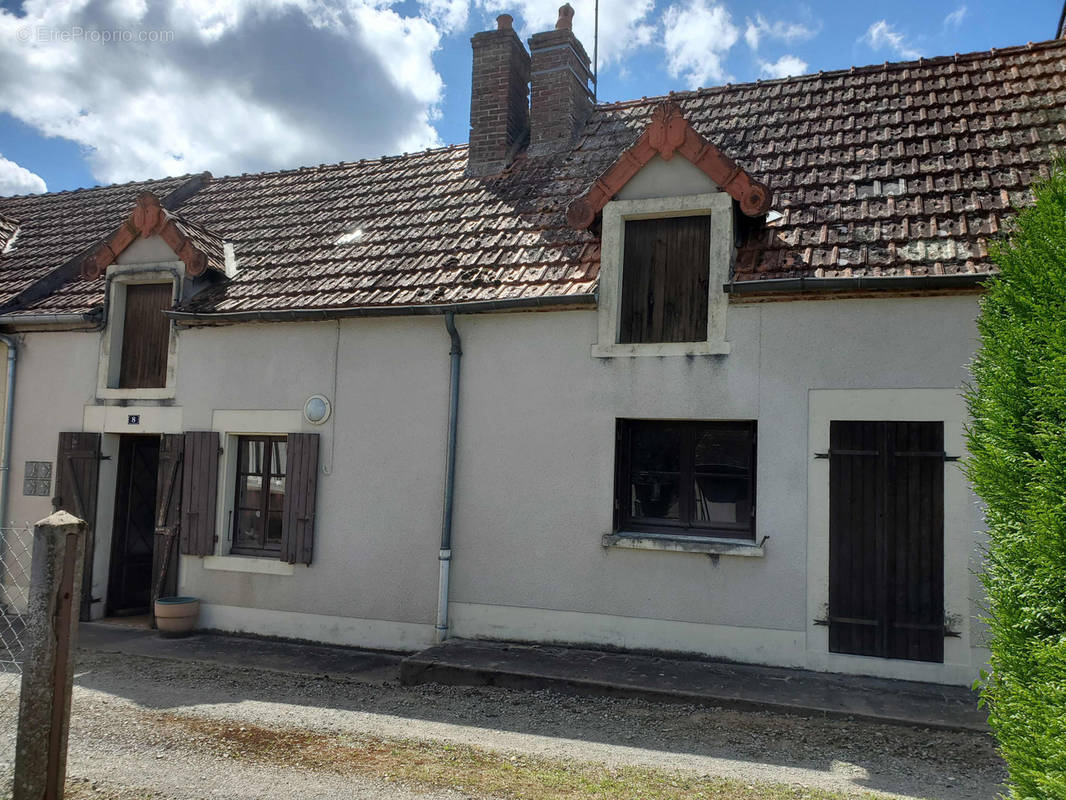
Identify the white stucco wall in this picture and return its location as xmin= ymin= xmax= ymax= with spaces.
xmin=2 ymin=291 xmax=987 ymax=681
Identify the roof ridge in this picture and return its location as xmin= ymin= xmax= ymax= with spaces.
xmin=0 ymin=172 xmax=195 ymax=203
xmin=593 ymin=37 xmax=1066 ymax=111
xmin=203 ymin=142 xmax=471 ymax=186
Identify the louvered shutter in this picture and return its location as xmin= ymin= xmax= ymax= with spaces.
xmin=152 ymin=434 xmax=184 ymax=607
xmin=180 ymin=431 xmax=219 ymax=556
xmin=280 ymin=433 xmax=319 ymax=565
xmin=54 ymin=432 xmax=102 ymax=621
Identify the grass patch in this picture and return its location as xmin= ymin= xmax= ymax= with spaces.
xmin=161 ymin=713 xmax=880 ymax=800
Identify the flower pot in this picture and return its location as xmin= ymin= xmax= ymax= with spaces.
xmin=154 ymin=596 xmax=200 ymax=638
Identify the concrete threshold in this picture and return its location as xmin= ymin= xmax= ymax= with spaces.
xmin=399 ymin=638 xmax=989 ymax=733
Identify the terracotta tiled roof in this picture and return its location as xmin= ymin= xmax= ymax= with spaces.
xmin=0 ymin=38 xmax=1063 ymax=318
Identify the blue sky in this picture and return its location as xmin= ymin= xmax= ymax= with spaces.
xmin=0 ymin=0 xmax=1061 ymax=196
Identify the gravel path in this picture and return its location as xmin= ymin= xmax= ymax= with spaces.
xmin=49 ymin=649 xmax=1006 ymax=800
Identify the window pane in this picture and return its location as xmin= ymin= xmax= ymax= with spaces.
xmin=235 ymin=509 xmax=262 ymax=548
xmin=238 ymin=473 xmax=262 ymax=510
xmin=271 ymin=440 xmax=286 ymax=476
xmin=266 ymin=511 xmax=283 ymax=546
xmin=245 ymin=439 xmax=264 ymax=474
xmin=693 ymin=475 xmax=749 ymax=526
xmin=630 ymin=424 xmax=682 ymax=472
xmin=695 ymin=427 xmax=750 ymax=474
xmin=630 ymin=473 xmax=681 ymax=520
xmin=268 ymin=475 xmax=285 ymax=511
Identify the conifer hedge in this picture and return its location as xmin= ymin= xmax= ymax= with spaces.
xmin=965 ymin=162 xmax=1066 ymax=799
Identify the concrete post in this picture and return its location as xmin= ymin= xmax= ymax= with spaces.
xmin=13 ymin=511 xmax=87 ymax=800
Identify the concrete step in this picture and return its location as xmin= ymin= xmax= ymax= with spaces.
xmin=400 ymin=638 xmax=988 ymax=732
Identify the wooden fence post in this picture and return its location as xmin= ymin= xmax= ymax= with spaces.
xmin=13 ymin=511 xmax=87 ymax=800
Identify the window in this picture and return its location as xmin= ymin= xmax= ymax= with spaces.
xmin=119 ymin=282 xmax=172 ymax=388
xmin=231 ymin=436 xmax=287 ymax=556
xmin=615 ymin=420 xmax=756 ymax=539
xmin=619 ymin=215 xmax=710 ymax=344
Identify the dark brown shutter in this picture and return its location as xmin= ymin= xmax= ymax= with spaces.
xmin=54 ymin=432 xmax=101 ymax=621
xmin=281 ymin=433 xmax=319 ymax=565
xmin=180 ymin=431 xmax=219 ymax=556
xmin=152 ymin=434 xmax=184 ymax=607
xmin=119 ymin=282 xmax=172 ymax=389
xmin=828 ymin=421 xmax=944 ymax=663
xmin=619 ymin=215 xmax=710 ymax=344
xmin=885 ymin=422 xmax=945 ymax=663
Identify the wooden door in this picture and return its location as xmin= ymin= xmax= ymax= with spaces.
xmin=152 ymin=433 xmax=184 ymax=609
xmin=54 ymin=432 xmax=101 ymax=621
xmin=828 ymin=421 xmax=945 ymax=662
xmin=119 ymin=282 xmax=172 ymax=388
xmin=108 ymin=436 xmax=160 ymax=615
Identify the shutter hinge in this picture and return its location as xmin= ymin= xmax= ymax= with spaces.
xmin=813 ymin=452 xmax=828 ymax=459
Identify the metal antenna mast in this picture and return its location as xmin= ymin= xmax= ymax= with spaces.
xmin=593 ymin=0 xmax=599 ymax=101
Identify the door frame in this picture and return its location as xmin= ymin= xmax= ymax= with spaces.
xmin=805 ymin=388 xmax=979 ymax=685
xmin=81 ymin=405 xmax=183 ymax=620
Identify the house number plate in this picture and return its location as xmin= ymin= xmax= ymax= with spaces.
xmin=128 ymin=414 xmax=140 ymax=425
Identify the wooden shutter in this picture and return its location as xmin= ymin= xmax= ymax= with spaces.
xmin=54 ymin=432 xmax=101 ymax=621
xmin=828 ymin=421 xmax=945 ymax=663
xmin=152 ymin=434 xmax=184 ymax=606
xmin=885 ymin=422 xmax=945 ymax=663
xmin=280 ymin=433 xmax=319 ymax=565
xmin=619 ymin=215 xmax=710 ymax=344
xmin=180 ymin=431 xmax=219 ymax=556
xmin=119 ymin=283 xmax=172 ymax=389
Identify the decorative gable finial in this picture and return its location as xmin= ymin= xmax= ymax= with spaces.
xmin=647 ymin=102 xmax=688 ymax=160
xmin=80 ymin=192 xmax=215 ymax=280
xmin=567 ymin=100 xmax=773 ymax=229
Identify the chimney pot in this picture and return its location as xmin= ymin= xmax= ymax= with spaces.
xmin=497 ymin=13 xmax=513 ymax=30
xmin=556 ymin=3 xmax=574 ymax=29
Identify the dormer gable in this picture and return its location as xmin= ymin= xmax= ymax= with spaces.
xmin=567 ymin=101 xmax=772 ymax=230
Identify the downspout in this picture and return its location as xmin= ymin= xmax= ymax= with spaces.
xmin=0 ymin=334 xmax=16 ymax=527
xmin=436 ymin=312 xmax=462 ymax=643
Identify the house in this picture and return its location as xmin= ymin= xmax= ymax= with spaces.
xmin=1 ymin=7 xmax=1064 ymax=687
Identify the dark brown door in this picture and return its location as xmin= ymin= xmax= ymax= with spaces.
xmin=108 ymin=435 xmax=160 ymax=615
xmin=55 ymin=432 xmax=102 ymax=621
xmin=828 ymin=421 xmax=945 ymax=663
xmin=119 ymin=282 xmax=172 ymax=388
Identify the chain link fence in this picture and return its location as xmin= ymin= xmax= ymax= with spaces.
xmin=0 ymin=524 xmax=33 ymax=794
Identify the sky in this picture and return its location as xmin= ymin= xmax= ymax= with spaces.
xmin=0 ymin=0 xmax=1061 ymax=196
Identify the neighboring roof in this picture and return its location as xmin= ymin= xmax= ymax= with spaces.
xmin=0 ymin=38 xmax=1063 ymax=319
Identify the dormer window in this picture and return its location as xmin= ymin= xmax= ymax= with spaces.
xmin=592 ymin=192 xmax=734 ymax=357
xmin=619 ymin=215 xmax=710 ymax=344
xmin=119 ymin=282 xmax=172 ymax=388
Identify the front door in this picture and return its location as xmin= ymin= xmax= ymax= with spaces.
xmin=828 ymin=421 xmax=945 ymax=663
xmin=108 ymin=435 xmax=160 ymax=615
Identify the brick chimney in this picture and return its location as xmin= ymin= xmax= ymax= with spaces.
xmin=528 ymin=4 xmax=593 ymax=153
xmin=468 ymin=14 xmax=531 ymax=175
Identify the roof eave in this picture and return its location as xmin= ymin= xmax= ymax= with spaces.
xmin=166 ymin=292 xmax=599 ymax=325
xmin=724 ymin=274 xmax=993 ymax=295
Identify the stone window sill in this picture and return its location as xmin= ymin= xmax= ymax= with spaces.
xmin=591 ymin=340 xmax=731 ymax=358
xmin=602 ymin=531 xmax=766 ymax=557
xmin=202 ymin=555 xmax=295 ymax=576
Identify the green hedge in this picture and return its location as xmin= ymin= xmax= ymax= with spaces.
xmin=966 ymin=162 xmax=1066 ymax=799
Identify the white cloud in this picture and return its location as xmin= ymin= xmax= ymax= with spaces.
xmin=662 ymin=0 xmax=739 ymax=89
xmin=944 ymin=5 xmax=967 ymax=27
xmin=861 ymin=19 xmax=921 ymax=61
xmin=476 ymin=0 xmax=654 ymax=69
xmin=758 ymin=54 xmax=808 ymax=79
xmin=0 ymin=0 xmax=447 ymax=185
xmin=744 ymin=12 xmax=817 ymax=51
xmin=0 ymin=154 xmax=47 ymax=196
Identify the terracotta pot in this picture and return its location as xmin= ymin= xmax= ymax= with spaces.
xmin=154 ymin=596 xmax=200 ymax=638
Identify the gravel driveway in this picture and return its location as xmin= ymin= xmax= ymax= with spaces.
xmin=43 ymin=648 xmax=1006 ymax=800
